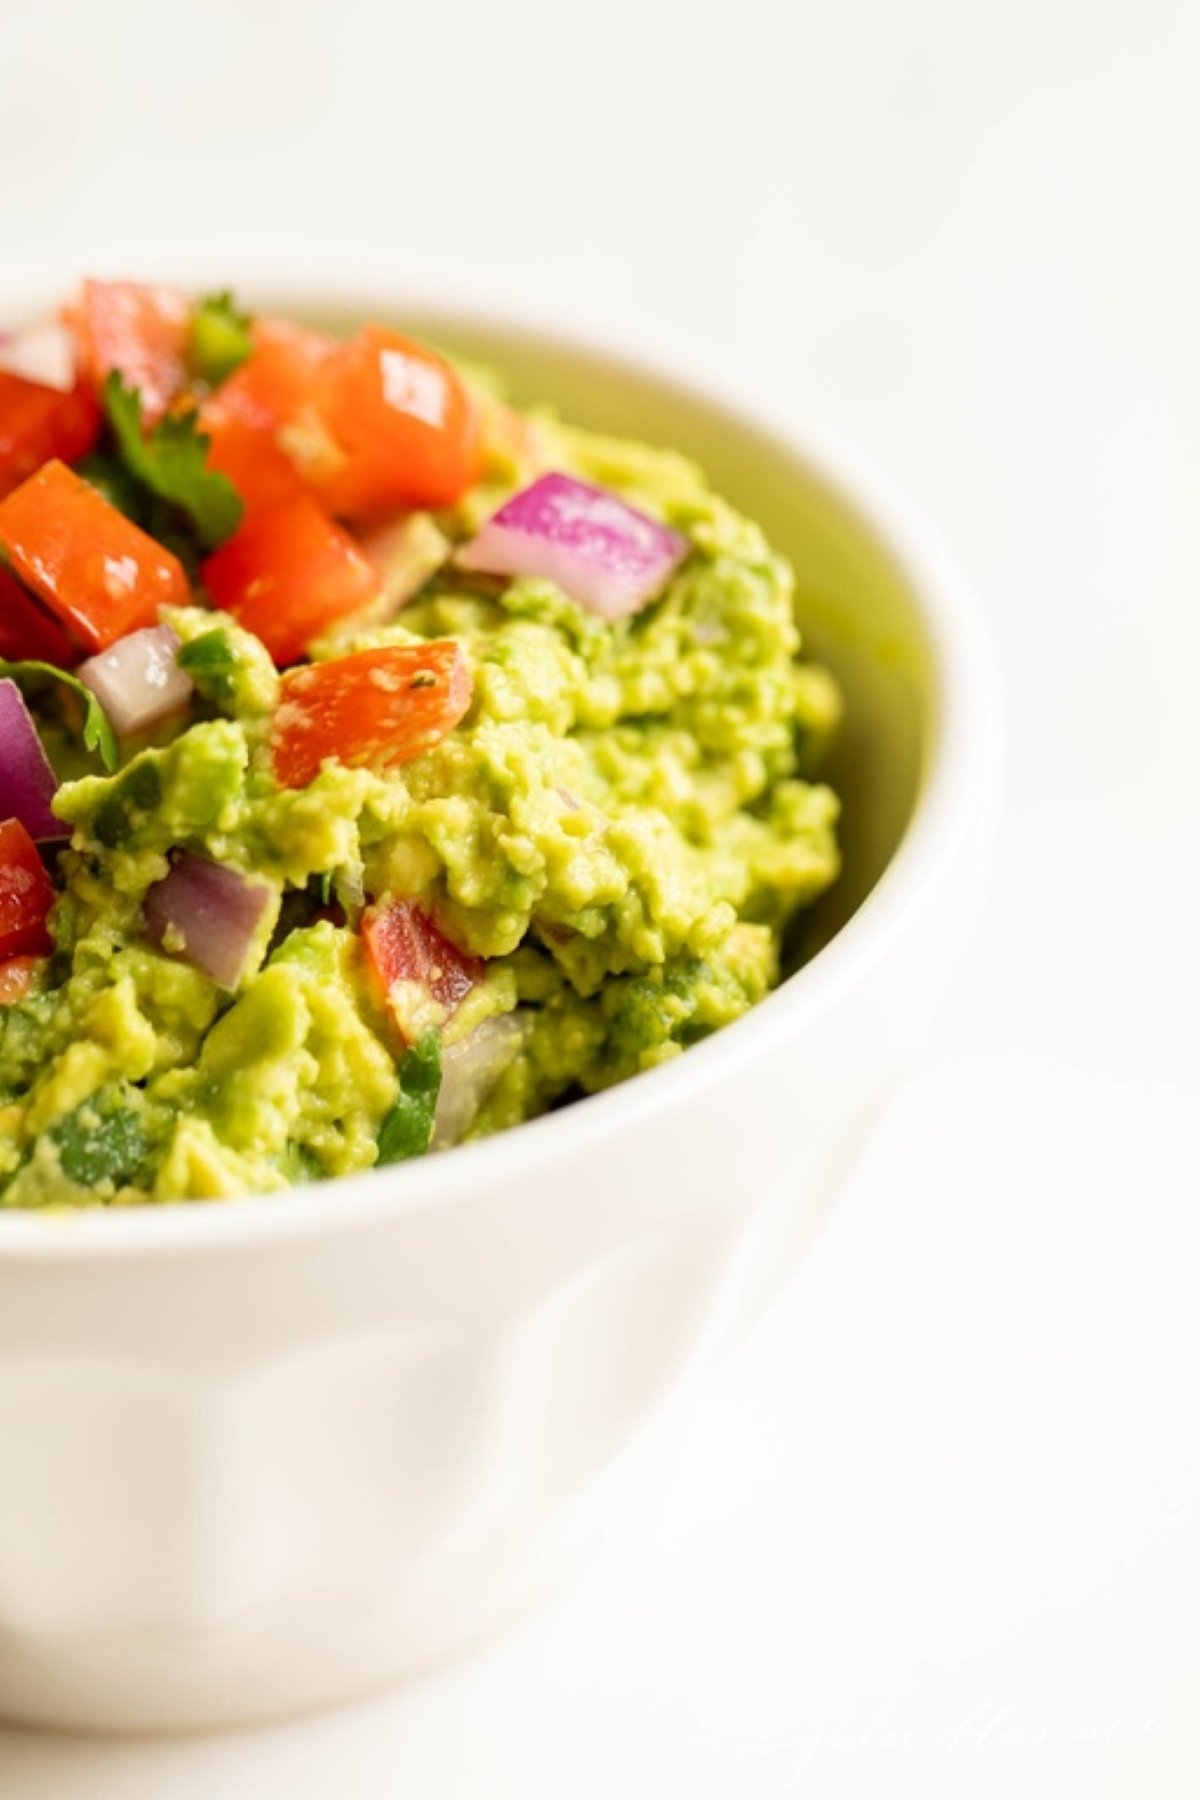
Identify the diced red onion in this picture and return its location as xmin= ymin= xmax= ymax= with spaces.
xmin=0 ymin=678 xmax=65 ymax=841
xmin=458 ymin=472 xmax=688 ymax=621
xmin=432 ymin=1013 xmax=529 ymax=1149
xmin=77 ymin=625 xmax=193 ymax=738
xmin=0 ymin=321 xmax=76 ymax=392
xmin=356 ymin=512 xmax=450 ymax=616
xmin=144 ymin=852 xmax=273 ymax=990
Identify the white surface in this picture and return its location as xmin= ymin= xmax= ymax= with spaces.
xmin=1 ymin=0 xmax=1197 ymax=1790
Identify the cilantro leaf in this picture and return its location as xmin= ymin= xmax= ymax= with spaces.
xmin=187 ymin=290 xmax=254 ymax=388
xmin=76 ymin=449 xmax=204 ymax=576
xmin=376 ymin=1030 xmax=442 ymax=1166
xmin=51 ymin=1083 xmax=151 ymax=1187
xmin=0 ymin=658 xmax=118 ymax=771
xmin=91 ymin=757 xmax=162 ymax=849
xmin=74 ymin=448 xmax=146 ymax=519
xmin=104 ymin=372 xmax=243 ymax=549
xmin=176 ymin=627 xmax=241 ymax=707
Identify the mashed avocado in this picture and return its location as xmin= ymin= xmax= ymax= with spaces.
xmin=0 ymin=315 xmax=841 ymax=1206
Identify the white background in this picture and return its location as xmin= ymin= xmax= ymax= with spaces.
xmin=1 ymin=0 xmax=1198 ymax=1793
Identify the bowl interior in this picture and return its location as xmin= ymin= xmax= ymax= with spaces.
xmin=334 ymin=308 xmax=936 ymax=963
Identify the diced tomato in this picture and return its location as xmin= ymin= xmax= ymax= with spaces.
xmin=315 ymin=327 xmax=481 ymax=517
xmin=270 ymin=642 xmax=472 ymax=788
xmin=202 ymin=492 xmax=379 ymax=667
xmin=362 ymin=899 xmax=481 ymax=1041
xmin=0 ymin=564 xmax=79 ymax=664
xmin=0 ymin=370 xmax=101 ymax=500
xmin=206 ymin=317 xmax=329 ymax=426
xmin=199 ymin=402 xmax=307 ymax=514
xmin=214 ymin=318 xmax=335 ymax=433
xmin=199 ymin=320 xmax=343 ymax=520
xmin=0 ymin=820 xmax=55 ymax=960
xmin=210 ymin=318 xmax=351 ymax=513
xmin=66 ymin=279 xmax=190 ymax=424
xmin=207 ymin=320 xmax=480 ymax=522
xmin=0 ymin=954 xmax=41 ymax=1005
xmin=0 ymin=460 xmax=189 ymax=654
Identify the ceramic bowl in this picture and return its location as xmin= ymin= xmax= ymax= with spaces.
xmin=0 ymin=257 xmax=1001 ymax=1732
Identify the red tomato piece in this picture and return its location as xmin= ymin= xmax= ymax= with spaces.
xmin=362 ymin=899 xmax=481 ymax=1040
xmin=214 ymin=318 xmax=335 ymax=433
xmin=0 ymin=461 xmax=188 ymax=654
xmin=0 ymin=819 xmax=54 ymax=960
xmin=202 ymin=320 xmax=480 ymax=522
xmin=315 ymin=327 xmax=481 ymax=517
xmin=211 ymin=319 xmax=348 ymax=510
xmin=0 ymin=564 xmax=79 ymax=664
xmin=66 ymin=279 xmax=190 ymax=423
xmin=199 ymin=402 xmax=307 ymax=514
xmin=270 ymin=642 xmax=472 ymax=788
xmin=0 ymin=953 xmax=41 ymax=1005
xmin=0 ymin=370 xmax=101 ymax=500
xmin=202 ymin=493 xmax=379 ymax=667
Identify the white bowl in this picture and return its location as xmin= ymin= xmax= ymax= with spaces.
xmin=0 ymin=257 xmax=1001 ymax=1733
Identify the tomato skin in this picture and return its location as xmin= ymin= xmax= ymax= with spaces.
xmin=67 ymin=279 xmax=190 ymax=423
xmin=362 ymin=899 xmax=482 ymax=1040
xmin=214 ymin=318 xmax=335 ymax=430
xmin=270 ymin=642 xmax=472 ymax=789
xmin=0 ymin=563 xmax=79 ymax=664
xmin=317 ymin=327 xmax=481 ymax=516
xmin=0 ymin=370 xmax=101 ymax=500
xmin=0 ymin=954 xmax=41 ymax=1004
xmin=199 ymin=403 xmax=307 ymax=513
xmin=207 ymin=321 xmax=480 ymax=522
xmin=0 ymin=820 xmax=55 ymax=960
xmin=201 ymin=320 xmax=345 ymax=518
xmin=202 ymin=492 xmax=379 ymax=667
xmin=0 ymin=461 xmax=189 ymax=653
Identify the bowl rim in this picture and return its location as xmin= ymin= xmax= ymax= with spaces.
xmin=0 ymin=248 xmax=1002 ymax=1260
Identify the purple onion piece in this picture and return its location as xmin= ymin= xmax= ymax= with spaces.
xmin=77 ymin=625 xmax=193 ymax=739
xmin=0 ymin=677 xmax=65 ymax=841
xmin=143 ymin=852 xmax=273 ymax=990
xmin=458 ymin=472 xmax=688 ymax=621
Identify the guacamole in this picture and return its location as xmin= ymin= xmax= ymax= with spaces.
xmin=0 ymin=282 xmax=841 ymax=1206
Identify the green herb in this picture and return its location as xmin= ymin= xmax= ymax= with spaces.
xmin=318 ymin=870 xmax=335 ymax=907
xmin=76 ymin=449 xmax=203 ymax=576
xmin=0 ymin=658 xmax=118 ymax=771
xmin=104 ymin=372 xmax=243 ymax=549
xmin=187 ymin=290 xmax=254 ymax=388
xmin=92 ymin=757 xmax=163 ymax=849
xmin=176 ymin=627 xmax=240 ymax=707
xmin=376 ymin=1029 xmax=442 ymax=1165
xmin=51 ymin=1084 xmax=151 ymax=1187
xmin=74 ymin=448 xmax=146 ymax=519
